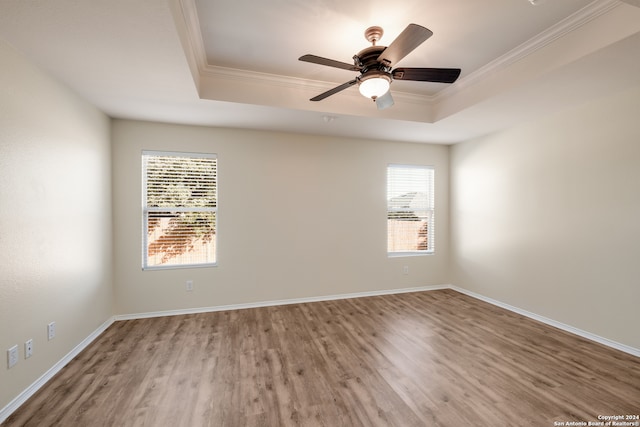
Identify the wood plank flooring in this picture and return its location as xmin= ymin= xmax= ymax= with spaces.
xmin=3 ymin=289 xmax=639 ymax=426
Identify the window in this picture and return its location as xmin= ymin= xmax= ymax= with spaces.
xmin=142 ymin=151 xmax=217 ymax=269
xmin=387 ymin=164 xmax=434 ymax=255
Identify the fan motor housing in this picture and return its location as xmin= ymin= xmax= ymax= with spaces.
xmin=354 ymin=46 xmax=389 ymax=72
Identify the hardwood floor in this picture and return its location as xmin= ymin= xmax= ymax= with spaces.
xmin=3 ymin=289 xmax=639 ymax=426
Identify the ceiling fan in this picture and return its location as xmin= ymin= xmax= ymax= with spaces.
xmin=299 ymin=24 xmax=461 ymax=110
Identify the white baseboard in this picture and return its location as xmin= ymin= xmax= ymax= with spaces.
xmin=116 ymin=283 xmax=639 ymax=358
xmin=114 ymin=284 xmax=451 ymax=321
xmin=0 ymin=317 xmax=115 ymax=425
xmin=450 ymin=285 xmax=640 ymax=358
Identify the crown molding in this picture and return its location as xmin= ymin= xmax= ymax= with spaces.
xmin=200 ymin=64 xmax=433 ymax=105
xmin=619 ymin=0 xmax=640 ymax=7
xmin=434 ymin=0 xmax=622 ymax=102
xmin=173 ymin=0 xmax=208 ymax=74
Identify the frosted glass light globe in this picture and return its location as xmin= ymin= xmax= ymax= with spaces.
xmin=359 ymin=76 xmax=390 ymax=99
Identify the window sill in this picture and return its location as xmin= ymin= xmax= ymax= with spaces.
xmin=142 ymin=263 xmax=218 ymax=271
xmin=388 ymin=251 xmax=434 ymax=258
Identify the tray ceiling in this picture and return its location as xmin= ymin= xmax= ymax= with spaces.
xmin=1 ymin=0 xmax=639 ymax=143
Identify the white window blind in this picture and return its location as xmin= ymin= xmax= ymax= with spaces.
xmin=387 ymin=164 xmax=434 ymax=255
xmin=142 ymin=151 xmax=217 ymax=269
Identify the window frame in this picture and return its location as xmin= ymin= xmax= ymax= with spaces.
xmin=142 ymin=150 xmax=218 ymax=270
xmin=387 ymin=164 xmax=435 ymax=257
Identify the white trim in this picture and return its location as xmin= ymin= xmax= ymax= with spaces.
xmin=172 ymin=0 xmax=209 ymax=76
xmin=114 ymin=284 xmax=451 ymax=321
xmin=114 ymin=284 xmax=639 ymax=358
xmin=141 ymin=150 xmax=217 ymax=159
xmin=619 ymin=0 xmax=640 ymax=7
xmin=450 ymin=285 xmax=640 ymax=358
xmin=434 ymin=0 xmax=621 ymax=102
xmin=141 ymin=262 xmax=218 ymax=271
xmin=0 ymin=317 xmax=115 ymax=424
xmin=200 ymin=64 xmax=432 ymax=106
xmin=387 ymin=252 xmax=434 ymax=258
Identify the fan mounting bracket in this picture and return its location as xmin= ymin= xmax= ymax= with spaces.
xmin=364 ymin=26 xmax=384 ymax=45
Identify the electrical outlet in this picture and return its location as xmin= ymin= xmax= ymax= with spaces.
xmin=7 ymin=345 xmax=18 ymax=369
xmin=25 ymin=339 xmax=33 ymax=359
xmin=186 ymin=280 xmax=193 ymax=292
xmin=402 ymin=266 xmax=409 ymax=275
xmin=47 ymin=322 xmax=56 ymax=340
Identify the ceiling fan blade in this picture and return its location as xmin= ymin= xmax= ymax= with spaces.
xmin=378 ymin=24 xmax=433 ymax=67
xmin=375 ymin=91 xmax=394 ymax=110
xmin=299 ymin=54 xmax=360 ymax=71
xmin=310 ymin=79 xmax=358 ymax=101
xmin=393 ymin=67 xmax=461 ymax=83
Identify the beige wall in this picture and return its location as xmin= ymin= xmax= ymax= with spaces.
xmin=450 ymin=86 xmax=640 ymax=349
xmin=0 ymin=41 xmax=113 ymax=409
xmin=112 ymin=120 xmax=450 ymax=315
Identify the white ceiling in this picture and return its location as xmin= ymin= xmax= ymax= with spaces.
xmin=1 ymin=0 xmax=639 ymax=144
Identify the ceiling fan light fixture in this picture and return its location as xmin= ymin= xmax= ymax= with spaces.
xmin=358 ymin=73 xmax=391 ymax=99
xmin=300 ymin=24 xmax=460 ymax=107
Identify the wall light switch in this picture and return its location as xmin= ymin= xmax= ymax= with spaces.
xmin=7 ymin=345 xmax=18 ymax=368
